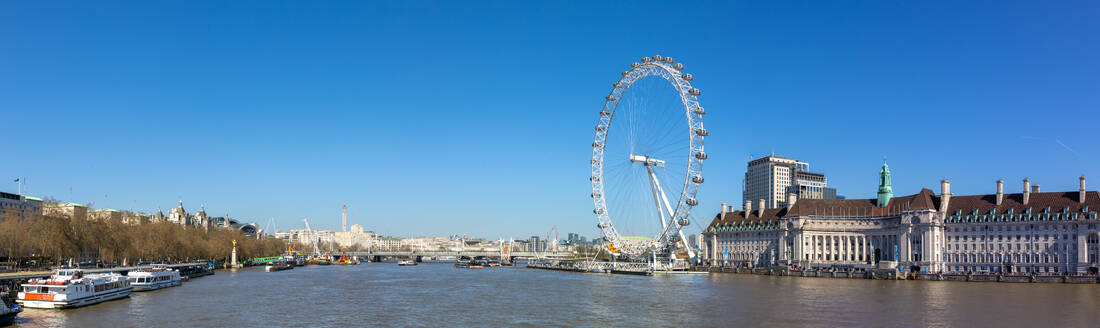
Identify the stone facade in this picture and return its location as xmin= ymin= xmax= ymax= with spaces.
xmin=167 ymin=200 xmax=190 ymax=225
xmin=704 ymin=166 xmax=1100 ymax=275
xmin=43 ymin=202 xmax=88 ymax=221
xmin=88 ymin=208 xmax=122 ymax=221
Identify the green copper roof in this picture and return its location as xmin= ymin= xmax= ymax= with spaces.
xmin=49 ymin=202 xmax=87 ymax=207
xmin=24 ymin=196 xmax=42 ymax=201
xmin=876 ymin=158 xmax=893 ymax=208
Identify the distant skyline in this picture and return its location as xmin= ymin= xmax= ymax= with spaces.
xmin=2 ymin=1 xmax=1098 ymax=238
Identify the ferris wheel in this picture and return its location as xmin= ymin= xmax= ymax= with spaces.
xmin=590 ymin=55 xmax=706 ymax=260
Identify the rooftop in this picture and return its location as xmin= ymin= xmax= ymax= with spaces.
xmin=707 ymin=188 xmax=1100 ymax=230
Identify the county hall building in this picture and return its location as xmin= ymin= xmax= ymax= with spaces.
xmin=702 ymin=162 xmax=1100 ymax=275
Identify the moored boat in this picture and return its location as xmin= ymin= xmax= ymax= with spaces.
xmin=266 ymin=261 xmax=294 ymax=272
xmin=1 ymin=293 xmax=21 ymax=326
xmin=397 ymin=259 xmax=418 ymax=266
xmin=306 ymin=257 xmax=331 ymax=266
xmin=17 ymin=269 xmax=132 ymax=309
xmin=178 ymin=264 xmax=214 ymax=279
xmin=127 ymin=266 xmax=183 ymax=292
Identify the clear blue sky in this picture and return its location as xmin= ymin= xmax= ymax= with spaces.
xmin=2 ymin=1 xmax=1098 ymax=239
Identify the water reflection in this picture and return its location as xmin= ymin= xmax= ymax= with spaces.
xmin=9 ymin=265 xmax=1100 ymax=327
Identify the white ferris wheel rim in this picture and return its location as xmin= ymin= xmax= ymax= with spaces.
xmin=589 ymin=55 xmax=707 ymax=257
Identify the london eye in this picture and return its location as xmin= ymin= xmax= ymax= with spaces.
xmin=590 ymin=55 xmax=706 ymax=261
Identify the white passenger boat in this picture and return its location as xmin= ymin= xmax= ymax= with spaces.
xmin=16 ymin=269 xmax=132 ymax=309
xmin=127 ymin=266 xmax=182 ymax=291
xmin=397 ymin=260 xmax=418 ymax=266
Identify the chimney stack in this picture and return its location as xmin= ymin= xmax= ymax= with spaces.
xmin=786 ymin=193 xmax=797 ymax=210
xmin=721 ymin=203 xmax=728 ymax=216
xmin=1023 ymin=178 xmax=1031 ymax=205
xmin=939 ymin=179 xmax=952 ymax=213
xmin=1081 ymin=176 xmax=1087 ymax=204
xmin=744 ymin=200 xmax=753 ymax=213
xmin=996 ymin=180 xmax=1004 ymax=205
xmin=1032 ymin=184 xmax=1041 ymax=193
xmin=757 ymin=199 xmax=765 ymax=217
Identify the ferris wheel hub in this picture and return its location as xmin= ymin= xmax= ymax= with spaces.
xmin=628 ymin=154 xmax=665 ymax=167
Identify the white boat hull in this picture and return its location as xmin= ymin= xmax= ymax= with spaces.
xmin=18 ymin=287 xmax=133 ymax=309
xmin=132 ymin=280 xmax=182 ymax=292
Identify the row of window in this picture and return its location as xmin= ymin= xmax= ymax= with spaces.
xmin=950 ymin=243 xmax=1073 ymax=251
xmin=951 ymin=234 xmax=1074 ymax=242
xmin=950 ymin=265 xmax=1062 ymax=273
xmin=951 ymin=224 xmax=1086 ymax=233
xmin=947 ymin=253 xmax=1073 ymax=264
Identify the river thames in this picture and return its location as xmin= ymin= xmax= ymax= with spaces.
xmin=9 ymin=263 xmax=1100 ymax=327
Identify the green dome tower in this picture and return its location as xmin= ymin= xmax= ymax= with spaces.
xmin=877 ymin=158 xmax=893 ymax=207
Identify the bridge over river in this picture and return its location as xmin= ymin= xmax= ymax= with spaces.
xmin=346 ymin=250 xmax=573 ymax=260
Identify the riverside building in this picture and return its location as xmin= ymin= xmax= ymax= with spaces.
xmin=0 ymin=192 xmax=43 ymax=220
xmin=743 ymin=155 xmax=838 ymax=210
xmin=703 ymin=162 xmax=1100 ymax=275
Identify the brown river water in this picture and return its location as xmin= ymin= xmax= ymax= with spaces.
xmin=9 ymin=263 xmax=1100 ymax=327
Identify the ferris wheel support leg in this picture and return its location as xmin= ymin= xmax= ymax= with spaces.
xmin=647 ymin=164 xmax=696 ymax=261
xmin=645 ymin=165 xmax=670 ymax=232
xmin=651 ymin=169 xmax=677 ymax=231
xmin=678 ymin=228 xmax=696 ymax=260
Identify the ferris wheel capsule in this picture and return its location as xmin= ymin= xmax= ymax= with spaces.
xmin=695 ymin=151 xmax=708 ymax=160
xmin=695 ymin=128 xmax=708 ymax=136
xmin=598 ymin=222 xmax=608 ymax=229
xmin=622 ymin=71 xmax=630 ymax=77
xmin=689 ymin=88 xmax=701 ymax=96
xmin=692 ymin=175 xmax=704 ymax=183
xmin=682 ymin=73 xmax=694 ymax=81
xmin=652 ymin=55 xmax=663 ymax=61
xmin=685 ymin=198 xmax=698 ymax=206
xmin=631 ymin=62 xmax=640 ymax=68
xmin=606 ymin=95 xmax=617 ymax=101
xmin=590 ymin=176 xmax=600 ymax=182
xmin=674 ymin=63 xmax=684 ymax=70
xmin=663 ymin=57 xmax=674 ymax=63
xmin=592 ymin=142 xmax=601 ymax=148
xmin=591 ymin=192 xmax=601 ymax=199
xmin=641 ymin=57 xmax=651 ymax=63
xmin=679 ymin=218 xmax=690 ymax=226
xmin=600 ymin=109 xmax=610 ymax=116
xmin=693 ymin=107 xmax=706 ymax=115
xmin=594 ymin=209 xmax=604 ymax=215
